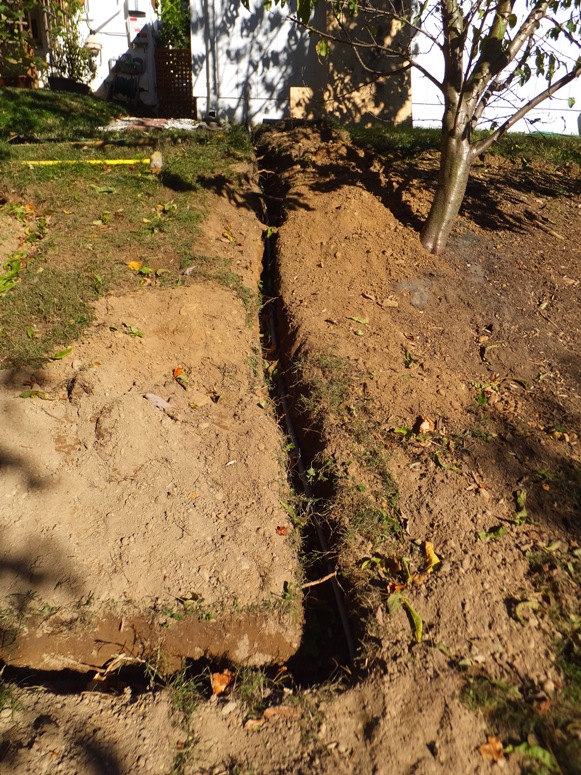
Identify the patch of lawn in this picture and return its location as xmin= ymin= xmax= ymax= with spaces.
xmin=347 ymin=122 xmax=581 ymax=167
xmin=0 ymin=88 xmax=127 ymax=141
xmin=0 ymin=121 xmax=254 ymax=368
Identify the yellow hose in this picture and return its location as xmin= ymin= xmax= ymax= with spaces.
xmin=22 ymin=159 xmax=151 ymax=166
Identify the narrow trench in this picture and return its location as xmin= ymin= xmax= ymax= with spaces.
xmin=256 ymin=150 xmax=355 ymax=685
xmin=0 ymin=133 xmax=358 ymax=708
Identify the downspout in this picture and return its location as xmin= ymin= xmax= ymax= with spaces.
xmin=203 ymin=0 xmax=212 ymax=115
xmin=202 ymin=0 xmax=218 ymax=117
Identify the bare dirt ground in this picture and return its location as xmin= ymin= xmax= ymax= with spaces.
xmin=1 ymin=123 xmax=580 ymax=774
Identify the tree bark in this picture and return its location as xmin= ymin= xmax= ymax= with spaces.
xmin=420 ymin=130 xmax=474 ymax=255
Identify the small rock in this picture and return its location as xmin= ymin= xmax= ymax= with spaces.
xmin=221 ymin=700 xmax=237 ymax=716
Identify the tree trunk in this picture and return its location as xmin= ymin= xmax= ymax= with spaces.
xmin=420 ymin=132 xmax=474 ymax=255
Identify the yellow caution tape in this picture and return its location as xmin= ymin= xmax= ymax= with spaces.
xmin=21 ymin=159 xmax=151 ymax=166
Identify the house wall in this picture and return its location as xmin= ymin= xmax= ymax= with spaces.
xmin=412 ymin=3 xmax=580 ymax=135
xmin=189 ymin=0 xmax=411 ymax=125
xmin=79 ymin=0 xmax=159 ymax=106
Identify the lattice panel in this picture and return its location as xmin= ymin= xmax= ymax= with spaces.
xmin=155 ymin=48 xmax=196 ymax=119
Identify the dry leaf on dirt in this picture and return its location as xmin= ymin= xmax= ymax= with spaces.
xmin=211 ymin=669 xmax=234 ymax=695
xmin=144 ymin=393 xmax=172 ymax=412
xmin=414 ymin=416 xmax=435 ymax=434
xmin=424 ymin=542 xmax=441 ymax=573
xmin=263 ymin=705 xmax=302 ymax=722
xmin=244 ymin=718 xmax=266 ymax=731
xmin=478 ymin=736 xmax=504 ymax=762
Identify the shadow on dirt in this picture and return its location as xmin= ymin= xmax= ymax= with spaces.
xmin=256 ymin=121 xmax=581 ymax=239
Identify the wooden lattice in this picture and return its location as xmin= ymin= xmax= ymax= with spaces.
xmin=155 ymin=48 xmax=196 ymax=119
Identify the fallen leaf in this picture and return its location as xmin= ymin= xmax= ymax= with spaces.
xmin=477 ymin=525 xmax=507 ymax=541
xmin=123 ymin=323 xmax=144 ymax=338
xmin=19 ymin=390 xmax=49 ymax=400
xmin=401 ymin=597 xmax=423 ymax=643
xmin=347 ymin=315 xmax=368 ymax=325
xmin=424 ymin=541 xmax=441 ymax=573
xmin=244 ymin=718 xmax=266 ymax=731
xmin=418 ymin=417 xmax=435 ymax=434
xmin=503 ymin=742 xmax=556 ymax=769
xmin=127 ymin=261 xmax=143 ymax=271
xmin=384 ymin=555 xmax=403 ymax=575
xmin=50 ymin=347 xmax=73 ymax=360
xmin=434 ymin=451 xmax=463 ymax=474
xmin=263 ymin=705 xmax=301 ymax=721
xmin=514 ymin=600 xmax=541 ymax=626
xmin=144 ymin=393 xmax=172 ymax=412
xmin=276 ymin=526 xmax=289 ymax=536
xmin=478 ymin=736 xmax=504 ymax=762
xmin=211 ymin=669 xmax=234 ymax=695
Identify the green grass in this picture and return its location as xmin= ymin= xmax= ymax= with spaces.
xmin=460 ymin=544 xmax=581 ymax=774
xmin=0 ymin=88 xmax=127 ymax=141
xmin=0 ymin=264 xmax=100 ymax=367
xmin=0 ymin=97 xmax=254 ymax=368
xmin=347 ymin=123 xmax=581 ymax=166
xmin=0 ymin=670 xmax=20 ymax=715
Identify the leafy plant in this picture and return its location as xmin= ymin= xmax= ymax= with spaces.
xmin=157 ymin=0 xmax=190 ymax=49
xmin=45 ymin=0 xmax=95 ymax=83
xmin=0 ymin=1 xmax=45 ymax=78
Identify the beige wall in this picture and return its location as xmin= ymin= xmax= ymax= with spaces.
xmin=290 ymin=7 xmax=412 ymax=126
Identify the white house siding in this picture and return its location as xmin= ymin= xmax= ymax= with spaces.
xmin=79 ymin=0 xmax=159 ymax=107
xmin=190 ymin=0 xmax=316 ymax=123
xmin=412 ymin=2 xmax=580 ymax=135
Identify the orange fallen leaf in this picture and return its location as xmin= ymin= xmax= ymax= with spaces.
xmin=276 ymin=526 xmax=289 ymax=536
xmin=212 ymin=669 xmax=234 ymax=695
xmin=263 ymin=705 xmax=301 ymax=721
xmin=478 ymin=736 xmax=504 ymax=762
xmin=127 ymin=261 xmax=143 ymax=271
xmin=173 ymin=367 xmax=184 ymax=378
xmin=386 ymin=580 xmax=406 ymax=594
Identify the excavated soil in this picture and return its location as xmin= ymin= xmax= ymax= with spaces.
xmin=1 ymin=124 xmax=580 ymax=773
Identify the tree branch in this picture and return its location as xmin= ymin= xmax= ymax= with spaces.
xmin=472 ymin=64 xmax=581 ymax=156
xmin=288 ymin=15 xmax=443 ymax=89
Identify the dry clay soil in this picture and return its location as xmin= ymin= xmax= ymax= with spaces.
xmin=1 ymin=124 xmax=580 ymax=774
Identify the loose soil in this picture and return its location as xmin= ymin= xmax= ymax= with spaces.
xmin=1 ymin=123 xmax=580 ymax=774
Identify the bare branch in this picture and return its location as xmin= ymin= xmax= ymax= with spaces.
xmin=287 ymin=14 xmax=443 ymax=89
xmin=472 ymin=64 xmax=581 ymax=156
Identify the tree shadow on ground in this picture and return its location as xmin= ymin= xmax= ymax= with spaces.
xmin=257 ymin=123 xmax=580 ymax=238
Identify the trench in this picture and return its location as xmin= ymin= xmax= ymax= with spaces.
xmin=0 ymin=130 xmax=361 ymax=727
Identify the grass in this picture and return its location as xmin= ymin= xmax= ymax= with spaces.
xmin=347 ymin=123 xmax=581 ymax=166
xmin=460 ymin=543 xmax=581 ymax=774
xmin=0 ymin=88 xmax=127 ymax=141
xmin=0 ymin=91 xmax=254 ymax=368
xmin=0 ymin=669 xmax=20 ymax=715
